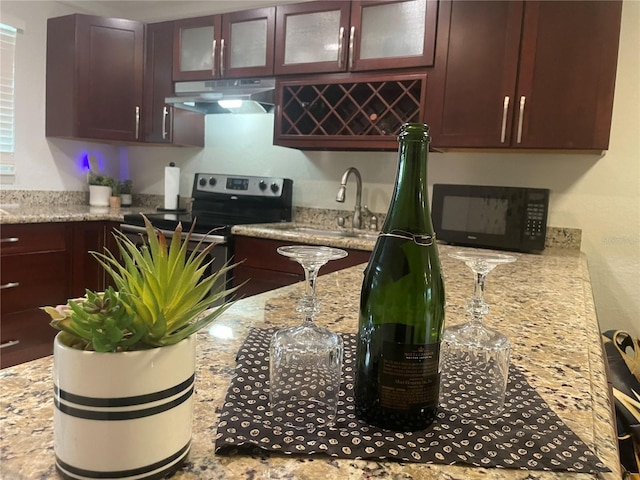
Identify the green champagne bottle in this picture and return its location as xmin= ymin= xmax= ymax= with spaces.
xmin=354 ymin=123 xmax=445 ymax=431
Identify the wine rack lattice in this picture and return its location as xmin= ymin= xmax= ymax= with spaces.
xmin=279 ymin=76 xmax=425 ymax=139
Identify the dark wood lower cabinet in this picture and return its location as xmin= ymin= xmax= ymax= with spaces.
xmin=1 ymin=221 xmax=120 ymax=368
xmin=233 ymin=236 xmax=371 ymax=298
xmin=70 ymin=221 xmax=120 ymax=296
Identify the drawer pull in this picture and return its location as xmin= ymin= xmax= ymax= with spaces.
xmin=348 ymin=26 xmax=355 ymax=70
xmin=211 ymin=39 xmax=217 ymax=76
xmin=1 ymin=237 xmax=19 ymax=243
xmin=516 ymin=95 xmax=526 ymax=144
xmin=0 ymin=281 xmax=19 ymax=289
xmin=337 ymin=26 xmax=345 ymax=69
xmin=0 ymin=340 xmax=20 ymax=349
xmin=162 ymin=106 xmax=169 ymax=140
xmin=220 ymin=38 xmax=225 ymax=78
xmin=135 ymin=106 xmax=140 ymax=140
xmin=500 ymin=96 xmax=510 ymax=143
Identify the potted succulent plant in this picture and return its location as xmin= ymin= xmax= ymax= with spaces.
xmin=118 ymin=179 xmax=133 ymax=207
xmin=88 ymin=172 xmax=115 ymax=207
xmin=42 ymin=216 xmax=238 ymax=480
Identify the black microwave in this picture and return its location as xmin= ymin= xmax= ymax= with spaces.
xmin=431 ymin=184 xmax=550 ymax=253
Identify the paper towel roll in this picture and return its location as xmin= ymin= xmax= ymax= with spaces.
xmin=164 ymin=165 xmax=180 ymax=210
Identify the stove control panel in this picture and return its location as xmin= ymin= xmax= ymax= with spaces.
xmin=195 ymin=174 xmax=288 ymax=197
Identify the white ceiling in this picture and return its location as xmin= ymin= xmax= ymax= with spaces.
xmin=58 ymin=0 xmax=303 ymax=23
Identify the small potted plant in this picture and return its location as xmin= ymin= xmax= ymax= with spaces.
xmin=118 ymin=179 xmax=133 ymax=207
xmin=88 ymin=172 xmax=115 ymax=207
xmin=42 ymin=216 xmax=239 ymax=479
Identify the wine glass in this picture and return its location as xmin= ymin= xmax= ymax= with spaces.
xmin=439 ymin=250 xmax=517 ymax=418
xmin=269 ymin=245 xmax=348 ymax=431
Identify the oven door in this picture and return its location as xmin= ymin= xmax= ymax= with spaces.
xmin=119 ymin=224 xmax=230 ymax=306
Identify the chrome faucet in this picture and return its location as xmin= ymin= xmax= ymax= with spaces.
xmin=336 ymin=167 xmax=363 ymax=229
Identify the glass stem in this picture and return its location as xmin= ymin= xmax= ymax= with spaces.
xmin=304 ymin=266 xmax=319 ymax=298
xmin=302 ymin=265 xmax=320 ymax=322
xmin=470 ymin=271 xmax=487 ymax=324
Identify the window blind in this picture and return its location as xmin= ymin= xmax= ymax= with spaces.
xmin=0 ymin=23 xmax=17 ymax=154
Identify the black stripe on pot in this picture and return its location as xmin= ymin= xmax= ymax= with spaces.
xmin=54 ymin=385 xmax=194 ymax=421
xmin=54 ymin=374 xmax=195 ymax=407
xmin=55 ymin=441 xmax=190 ymax=480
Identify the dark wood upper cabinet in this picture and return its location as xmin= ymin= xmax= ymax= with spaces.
xmin=274 ymin=0 xmax=438 ymax=75
xmin=172 ymin=7 xmax=275 ymax=81
xmin=144 ymin=22 xmax=204 ymax=146
xmin=46 ymin=14 xmax=144 ymax=142
xmin=427 ymin=0 xmax=622 ymax=150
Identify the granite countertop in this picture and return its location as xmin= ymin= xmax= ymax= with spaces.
xmin=0 ymin=203 xmax=160 ymax=224
xmin=232 ymin=222 xmax=584 ymax=252
xmin=232 ymin=222 xmax=380 ymax=251
xmin=0 ymin=245 xmax=619 ymax=479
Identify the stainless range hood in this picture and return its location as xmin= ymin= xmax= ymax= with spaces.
xmin=165 ymin=78 xmax=275 ymax=114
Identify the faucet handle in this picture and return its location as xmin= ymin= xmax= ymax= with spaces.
xmin=362 ymin=205 xmax=379 ymax=231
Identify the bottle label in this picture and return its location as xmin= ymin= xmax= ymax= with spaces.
xmin=379 ymin=342 xmax=439 ymax=410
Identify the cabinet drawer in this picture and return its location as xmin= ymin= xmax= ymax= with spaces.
xmin=1 ymin=251 xmax=70 ymax=314
xmin=1 ymin=223 xmax=69 ymax=255
xmin=0 ymin=309 xmax=57 ymax=368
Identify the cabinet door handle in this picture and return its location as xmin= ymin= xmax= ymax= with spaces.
xmin=337 ymin=26 xmax=345 ymax=69
xmin=135 ymin=106 xmax=140 ymax=140
xmin=0 ymin=281 xmax=19 ymax=289
xmin=348 ymin=26 xmax=355 ymax=70
xmin=162 ymin=106 xmax=169 ymax=140
xmin=0 ymin=340 xmax=20 ymax=349
xmin=212 ymin=39 xmax=217 ymax=76
xmin=1 ymin=237 xmax=19 ymax=243
xmin=500 ymin=96 xmax=510 ymax=143
xmin=517 ymin=95 xmax=526 ymax=144
xmin=220 ymin=38 xmax=225 ymax=77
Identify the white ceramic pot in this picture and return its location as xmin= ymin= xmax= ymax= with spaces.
xmin=53 ymin=333 xmax=196 ymax=480
xmin=89 ymin=185 xmax=112 ymax=207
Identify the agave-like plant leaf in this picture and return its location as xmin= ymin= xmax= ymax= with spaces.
xmin=89 ymin=214 xmax=242 ymax=349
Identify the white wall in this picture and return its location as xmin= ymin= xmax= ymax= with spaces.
xmin=0 ymin=1 xmax=123 ymax=189
xmin=2 ymin=0 xmax=638 ymax=338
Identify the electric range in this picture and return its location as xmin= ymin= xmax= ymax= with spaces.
xmin=120 ymin=173 xmax=293 ymax=302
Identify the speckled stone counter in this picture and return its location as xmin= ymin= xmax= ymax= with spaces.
xmin=232 ymin=222 xmax=583 ymax=252
xmin=0 ymin=203 xmax=155 ymax=224
xmin=0 ymin=246 xmax=618 ymax=479
xmin=0 ymin=190 xmax=165 ymax=224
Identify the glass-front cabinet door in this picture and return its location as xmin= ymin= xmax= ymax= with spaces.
xmin=351 ymin=0 xmax=438 ymax=71
xmin=173 ymin=8 xmax=275 ymax=81
xmin=222 ymin=7 xmax=275 ymax=78
xmin=274 ymin=1 xmax=352 ymax=75
xmin=173 ymin=16 xmax=221 ymax=81
xmin=274 ymin=0 xmax=437 ymax=75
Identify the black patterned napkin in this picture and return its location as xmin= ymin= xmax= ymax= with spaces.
xmin=215 ymin=328 xmax=609 ymax=473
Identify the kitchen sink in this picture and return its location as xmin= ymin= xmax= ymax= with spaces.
xmin=272 ymin=225 xmax=379 ymax=241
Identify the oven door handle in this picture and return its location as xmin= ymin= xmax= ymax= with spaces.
xmin=119 ymin=224 xmax=227 ymax=244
